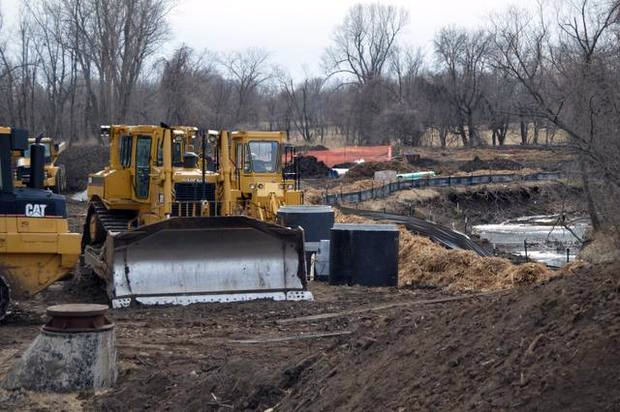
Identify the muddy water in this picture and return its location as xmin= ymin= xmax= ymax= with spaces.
xmin=473 ymin=215 xmax=589 ymax=267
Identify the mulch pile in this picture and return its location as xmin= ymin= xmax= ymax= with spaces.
xmin=397 ymin=228 xmax=551 ymax=291
xmin=57 ymin=144 xmax=109 ymax=192
xmin=460 ymin=155 xmax=523 ymax=172
xmin=335 ymin=210 xmax=551 ymax=291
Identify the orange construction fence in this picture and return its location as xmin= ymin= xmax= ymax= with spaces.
xmin=302 ymin=146 xmax=392 ymax=167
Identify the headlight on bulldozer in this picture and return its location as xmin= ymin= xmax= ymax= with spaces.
xmin=287 ymin=184 xmax=294 ymax=190
xmin=249 ymin=183 xmax=256 ymax=190
xmin=258 ymin=183 xmax=264 ymax=189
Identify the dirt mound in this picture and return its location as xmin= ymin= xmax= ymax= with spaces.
xmin=345 ymin=160 xmax=412 ymax=180
xmin=274 ymin=261 xmax=620 ymax=410
xmin=404 ymin=155 xmax=438 ymax=168
xmin=296 ymin=155 xmax=332 ymax=178
xmin=56 ymin=144 xmax=109 ymax=192
xmin=460 ymin=155 xmax=523 ymax=172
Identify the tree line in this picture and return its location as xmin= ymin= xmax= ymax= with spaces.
xmin=0 ymin=1 xmax=612 ymax=148
xmin=0 ymin=0 xmax=617 ymax=233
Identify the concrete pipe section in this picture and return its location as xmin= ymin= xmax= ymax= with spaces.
xmin=2 ymin=304 xmax=117 ymax=392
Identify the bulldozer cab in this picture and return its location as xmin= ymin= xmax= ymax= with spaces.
xmin=224 ymin=131 xmax=302 ymax=220
xmin=231 ymin=131 xmax=283 ymax=180
xmin=103 ymin=125 xmax=195 ymax=204
xmin=105 ymin=125 xmax=155 ymax=203
xmin=14 ymin=137 xmax=66 ymax=192
xmin=89 ymin=124 xmax=217 ymax=229
xmin=230 ymin=132 xmax=299 ymax=190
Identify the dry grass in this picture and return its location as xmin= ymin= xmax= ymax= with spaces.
xmin=335 ymin=210 xmax=553 ymax=292
xmin=350 ymin=189 xmax=440 ymax=212
xmin=578 ymin=233 xmax=620 ymax=264
xmin=411 ymin=145 xmax=573 ymax=164
xmin=419 ymin=128 xmax=569 ymax=147
xmin=451 ymin=167 xmax=542 ymax=177
xmin=288 ymin=127 xmax=570 ymax=150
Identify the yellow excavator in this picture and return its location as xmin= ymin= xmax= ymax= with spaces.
xmin=0 ymin=127 xmax=81 ymax=320
xmin=14 ymin=137 xmax=67 ymax=193
xmin=82 ymin=124 xmax=310 ymax=308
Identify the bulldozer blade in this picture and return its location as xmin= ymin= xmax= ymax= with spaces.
xmin=88 ymin=216 xmax=312 ymax=308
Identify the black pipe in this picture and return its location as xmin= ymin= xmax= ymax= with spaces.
xmin=28 ymin=143 xmax=45 ymax=190
xmin=201 ymin=131 xmax=206 ymax=199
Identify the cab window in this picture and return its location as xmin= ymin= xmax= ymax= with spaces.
xmin=24 ymin=143 xmax=52 ymax=162
xmin=172 ymin=140 xmax=183 ymax=167
xmin=156 ymin=139 xmax=183 ymax=167
xmin=120 ymin=135 xmax=132 ymax=167
xmin=246 ymin=141 xmax=278 ymax=173
xmin=235 ymin=143 xmax=243 ymax=173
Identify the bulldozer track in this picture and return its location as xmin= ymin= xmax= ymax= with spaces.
xmin=90 ymin=199 xmax=134 ymax=234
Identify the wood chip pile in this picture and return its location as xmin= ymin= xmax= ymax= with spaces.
xmin=335 ymin=210 xmax=553 ymax=291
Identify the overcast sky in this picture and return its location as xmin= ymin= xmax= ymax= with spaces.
xmin=2 ymin=0 xmax=539 ymax=79
xmin=167 ymin=0 xmax=538 ymax=78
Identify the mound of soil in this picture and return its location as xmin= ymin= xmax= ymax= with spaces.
xmin=345 ymin=160 xmax=412 ymax=180
xmin=405 ymin=156 xmax=439 ymax=169
xmin=296 ymin=155 xmax=332 ymax=178
xmin=275 ymin=261 xmax=620 ymax=410
xmin=460 ymin=155 xmax=523 ymax=172
xmin=57 ymin=144 xmax=109 ymax=192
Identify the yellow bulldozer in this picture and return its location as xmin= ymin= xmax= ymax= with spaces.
xmin=14 ymin=137 xmax=67 ymax=193
xmin=0 ymin=127 xmax=81 ymax=320
xmin=82 ymin=124 xmax=311 ymax=308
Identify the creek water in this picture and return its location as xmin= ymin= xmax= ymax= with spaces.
xmin=473 ymin=215 xmax=589 ymax=267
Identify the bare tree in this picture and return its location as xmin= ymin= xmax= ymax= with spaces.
xmin=434 ymin=26 xmax=491 ymax=146
xmin=65 ymin=0 xmax=172 ymax=131
xmin=491 ymin=1 xmax=620 ymax=232
xmin=321 ymin=3 xmax=409 ymax=144
xmin=389 ymin=46 xmax=424 ymax=105
xmin=280 ymin=73 xmax=326 ymax=142
xmin=159 ymin=45 xmax=214 ymax=125
xmin=25 ymin=1 xmax=77 ymax=138
xmin=219 ymin=48 xmax=271 ymax=126
xmin=324 ymin=3 xmax=408 ymax=85
xmin=481 ymin=69 xmax=515 ymax=146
